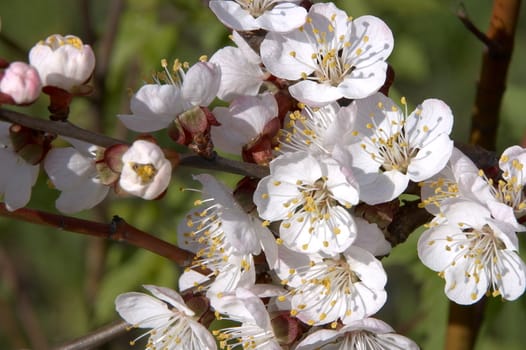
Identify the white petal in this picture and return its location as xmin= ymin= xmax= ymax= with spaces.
xmin=289 ymin=80 xmax=344 ymax=106
xmin=358 ymin=170 xmax=409 ymax=205
xmin=255 ymin=3 xmax=307 ymax=32
xmin=407 ymin=134 xmax=453 ymax=182
xmin=115 ymin=292 xmax=172 ymax=328
xmin=338 ymin=61 xmax=388 ymax=99
xmin=179 ymin=270 xmax=210 ymax=292
xmin=444 ymin=259 xmax=488 ymax=305
xmin=182 ymin=62 xmax=221 ymax=106
xmin=353 ymin=217 xmax=391 ymax=256
xmin=406 ymin=99 xmax=453 ymax=147
xmin=417 ymin=224 xmax=463 ymax=272
xmin=209 ymin=1 xmax=259 ymax=31
xmin=187 ymin=320 xmax=218 ymax=350
xmin=260 ymin=30 xmax=314 ymax=80
xmin=44 ymin=147 xmax=94 ymax=190
xmin=117 ymin=113 xmax=173 ymax=133
xmin=497 ymin=250 xmax=526 ymax=301
xmin=142 ymin=285 xmax=194 ymax=316
xmin=210 ymin=46 xmax=265 ymax=101
xmin=55 ymin=180 xmax=109 ymax=213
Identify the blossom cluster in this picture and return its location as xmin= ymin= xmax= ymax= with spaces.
xmin=1 ymin=1 xmax=525 ymax=349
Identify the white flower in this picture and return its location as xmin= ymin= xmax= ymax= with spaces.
xmin=260 ymin=2 xmax=393 ymax=106
xmin=0 ymin=61 xmax=41 ymax=104
xmin=276 ymin=244 xmax=387 ymax=326
xmin=418 ymin=199 xmax=526 ymax=304
xmin=211 ymin=288 xmax=281 ymax=350
xmin=44 ymin=139 xmax=109 ymax=213
xmin=210 ymin=31 xmax=270 ymax=101
xmin=209 ymin=0 xmax=307 ymax=33
xmin=483 ymin=145 xmax=526 ymax=230
xmin=419 ymin=147 xmax=489 ymax=215
xmin=115 ymin=285 xmax=217 ymax=350
xmin=254 ymin=151 xmax=359 ymax=254
xmin=178 ymin=174 xmax=277 ymax=296
xmin=277 ymin=102 xmax=354 ymax=157
xmin=28 ymin=34 xmax=95 ymax=92
xmin=211 ymin=94 xmax=278 ymax=155
xmin=295 ymin=317 xmax=419 ymax=350
xmin=119 ymin=140 xmax=172 ymax=200
xmin=339 ymin=93 xmax=454 ymax=205
xmin=118 ymin=60 xmax=221 ymax=132
xmin=0 ymin=122 xmax=39 ymax=211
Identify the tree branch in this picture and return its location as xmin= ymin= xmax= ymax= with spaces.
xmin=53 ymin=320 xmax=129 ymax=350
xmin=0 ymin=203 xmax=194 ymax=266
xmin=466 ymin=0 xmax=522 ymax=150
xmin=447 ymin=1 xmax=522 ymax=349
xmin=0 ymin=107 xmax=269 ymax=178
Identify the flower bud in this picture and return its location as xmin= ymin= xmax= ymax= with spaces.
xmin=29 ymin=34 xmax=95 ymax=92
xmin=0 ymin=61 xmax=41 ymax=105
xmin=119 ymin=140 xmax=172 ymax=199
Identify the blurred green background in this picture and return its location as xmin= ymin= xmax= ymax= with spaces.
xmin=0 ymin=0 xmax=525 ymax=349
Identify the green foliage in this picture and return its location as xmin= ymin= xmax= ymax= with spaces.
xmin=1 ymin=0 xmax=525 ymax=349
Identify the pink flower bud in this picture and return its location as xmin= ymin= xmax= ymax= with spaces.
xmin=29 ymin=34 xmax=95 ymax=92
xmin=0 ymin=62 xmax=41 ymax=104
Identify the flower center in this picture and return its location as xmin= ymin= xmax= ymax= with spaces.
xmin=357 ymin=99 xmax=420 ymax=174
xmin=237 ymin=0 xmax=278 ymax=17
xmin=131 ymin=163 xmax=157 ymax=184
xmin=43 ymin=35 xmax=84 ymax=50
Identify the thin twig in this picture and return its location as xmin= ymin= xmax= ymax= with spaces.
xmin=456 ymin=4 xmax=498 ymax=50
xmin=0 ymin=107 xmax=269 ymax=178
xmin=0 ymin=203 xmax=194 ymax=266
xmin=53 ymin=320 xmax=129 ymax=350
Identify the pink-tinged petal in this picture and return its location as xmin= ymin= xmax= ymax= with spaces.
xmin=407 ymin=134 xmax=453 ymax=182
xmin=114 ymin=292 xmax=173 ymax=328
xmin=182 ymin=62 xmax=221 ymax=106
xmin=338 ymin=61 xmax=388 ymax=100
xmin=256 ymin=3 xmax=307 ymax=32
xmin=209 ymin=1 xmax=259 ymax=31
xmin=55 ymin=180 xmax=109 ymax=213
xmin=0 ymin=62 xmax=41 ymax=104
xmin=210 ymin=46 xmax=265 ymax=101
xmin=261 ymin=30 xmax=315 ymax=80
xmin=288 ymin=80 xmax=344 ymax=106
xmin=358 ymin=170 xmax=409 ymax=205
xmin=406 ymin=99 xmax=454 ymax=147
